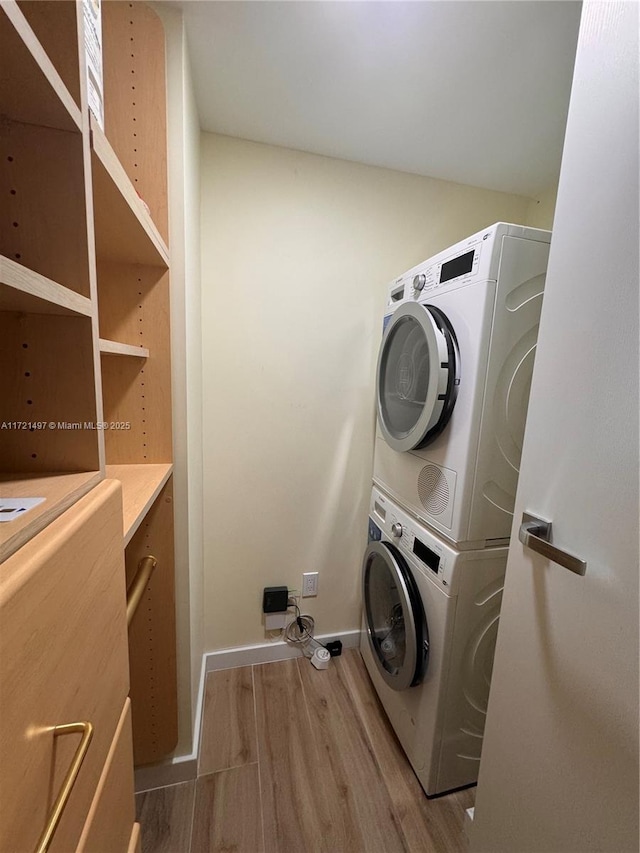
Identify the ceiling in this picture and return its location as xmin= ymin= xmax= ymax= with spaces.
xmin=177 ymin=1 xmax=582 ymax=198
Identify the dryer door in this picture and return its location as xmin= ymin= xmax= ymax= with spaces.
xmin=362 ymin=540 xmax=429 ymax=691
xmin=377 ymin=301 xmax=459 ymax=451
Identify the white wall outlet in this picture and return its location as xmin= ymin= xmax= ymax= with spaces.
xmin=302 ymin=571 xmax=319 ymax=597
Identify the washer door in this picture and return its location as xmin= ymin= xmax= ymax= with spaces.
xmin=362 ymin=540 xmax=429 ymax=691
xmin=377 ymin=301 xmax=460 ymax=451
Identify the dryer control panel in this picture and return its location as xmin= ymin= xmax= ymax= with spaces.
xmin=383 ymin=222 xmax=551 ymax=313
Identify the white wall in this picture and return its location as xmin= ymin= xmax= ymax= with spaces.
xmin=158 ymin=6 xmax=204 ymax=758
xmin=200 ymin=134 xmax=532 ymax=651
xmin=526 ymin=184 xmax=558 ymax=230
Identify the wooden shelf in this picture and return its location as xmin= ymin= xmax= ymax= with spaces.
xmin=91 ymin=119 xmax=169 ymax=268
xmin=0 ymin=470 xmax=102 ymax=564
xmin=105 ymin=463 xmax=172 ymax=546
xmin=0 ymin=256 xmax=93 ymax=317
xmin=100 ymin=339 xmax=150 ymax=359
xmin=0 ymin=3 xmax=81 ymax=132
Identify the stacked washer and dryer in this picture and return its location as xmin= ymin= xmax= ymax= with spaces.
xmin=360 ymin=223 xmax=551 ymax=796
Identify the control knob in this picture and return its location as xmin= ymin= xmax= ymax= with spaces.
xmin=391 ymin=522 xmax=403 ymax=538
xmin=413 ymin=274 xmax=426 ymax=292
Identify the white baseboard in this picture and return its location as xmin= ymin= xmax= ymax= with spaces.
xmin=134 ymin=629 xmax=361 ymax=792
xmin=134 ymin=652 xmax=207 ymax=793
xmin=204 ymin=629 xmax=361 ymax=672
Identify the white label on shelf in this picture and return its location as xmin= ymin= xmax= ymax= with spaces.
xmin=83 ymin=0 xmax=104 ymax=129
xmin=0 ymin=497 xmax=46 ymax=522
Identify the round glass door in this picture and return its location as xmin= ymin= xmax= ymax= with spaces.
xmin=362 ymin=541 xmax=429 ymax=691
xmin=376 ymin=302 xmax=459 ymax=452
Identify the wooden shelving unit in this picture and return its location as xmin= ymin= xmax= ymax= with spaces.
xmin=1 ymin=0 xmax=178 ymax=766
xmin=105 ymin=462 xmax=172 ymax=546
xmin=0 ymin=1 xmax=100 ymax=560
xmin=96 ymin=0 xmax=177 ymax=766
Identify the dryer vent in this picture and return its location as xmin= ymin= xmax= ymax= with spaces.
xmin=418 ymin=465 xmax=449 ymax=516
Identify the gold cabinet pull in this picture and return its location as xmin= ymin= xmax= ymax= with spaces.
xmin=126 ymin=555 xmax=157 ymax=627
xmin=34 ymin=721 xmax=94 ymax=853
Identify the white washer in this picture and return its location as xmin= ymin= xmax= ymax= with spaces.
xmin=360 ymin=486 xmax=507 ymax=797
xmin=373 ymin=222 xmax=551 ymax=547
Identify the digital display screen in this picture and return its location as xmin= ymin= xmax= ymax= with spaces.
xmin=413 ymin=538 xmax=440 ymax=573
xmin=440 ymin=249 xmax=474 ymax=284
xmin=368 ymin=519 xmax=382 ymax=543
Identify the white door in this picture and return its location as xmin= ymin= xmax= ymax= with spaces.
xmin=470 ymin=3 xmax=639 ymax=852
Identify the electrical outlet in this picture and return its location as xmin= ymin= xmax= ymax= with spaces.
xmin=302 ymin=571 xmax=319 ymax=597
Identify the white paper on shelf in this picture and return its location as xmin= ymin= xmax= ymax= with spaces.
xmin=83 ymin=0 xmax=104 ymax=129
xmin=0 ymin=497 xmax=46 ymax=522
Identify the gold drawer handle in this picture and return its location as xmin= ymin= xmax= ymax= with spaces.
xmin=126 ymin=555 xmax=157 ymax=627
xmin=34 ymin=721 xmax=94 ymax=853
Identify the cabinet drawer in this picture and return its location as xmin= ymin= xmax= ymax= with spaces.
xmin=0 ymin=480 xmax=129 ymax=853
xmin=77 ymin=699 xmax=135 ymax=853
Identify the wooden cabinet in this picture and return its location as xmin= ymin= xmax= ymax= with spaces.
xmin=0 ymin=481 xmax=134 ymax=852
xmin=1 ymin=0 xmax=178 ymax=817
xmin=76 ymin=699 xmax=136 ymax=853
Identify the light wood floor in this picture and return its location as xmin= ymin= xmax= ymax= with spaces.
xmin=135 ymin=649 xmax=474 ymax=853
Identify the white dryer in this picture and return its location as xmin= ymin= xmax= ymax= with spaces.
xmin=360 ymin=486 xmax=507 ymax=796
xmin=373 ymin=222 xmax=551 ymax=547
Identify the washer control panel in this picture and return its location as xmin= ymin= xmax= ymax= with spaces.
xmin=369 ymin=487 xmax=457 ymax=592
